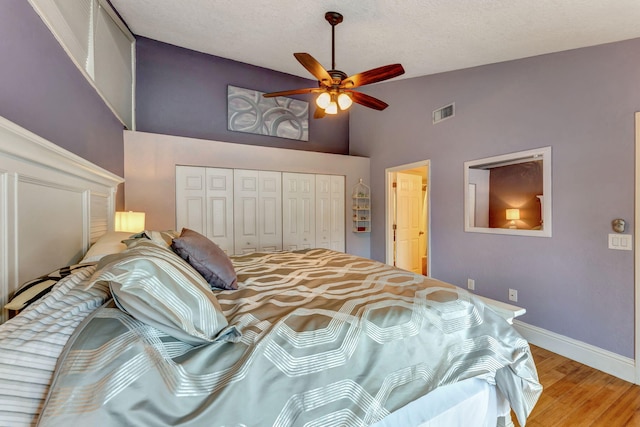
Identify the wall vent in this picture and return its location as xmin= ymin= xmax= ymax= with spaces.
xmin=432 ymin=103 xmax=455 ymax=124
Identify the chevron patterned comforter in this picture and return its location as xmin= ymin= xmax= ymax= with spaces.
xmin=38 ymin=249 xmax=541 ymax=426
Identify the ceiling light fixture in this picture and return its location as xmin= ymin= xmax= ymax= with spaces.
xmin=337 ymin=93 xmax=352 ymax=110
xmin=325 ymin=101 xmax=338 ymax=115
xmin=315 ymin=92 xmax=331 ymax=109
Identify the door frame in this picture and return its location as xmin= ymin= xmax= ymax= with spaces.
xmin=635 ymin=112 xmax=640 ymax=383
xmin=385 ymin=160 xmax=431 ymax=275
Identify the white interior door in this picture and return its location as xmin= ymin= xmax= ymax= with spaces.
xmin=396 ymin=172 xmax=422 ymax=273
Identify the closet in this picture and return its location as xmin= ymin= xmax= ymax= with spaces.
xmin=176 ymin=167 xmax=345 ymax=255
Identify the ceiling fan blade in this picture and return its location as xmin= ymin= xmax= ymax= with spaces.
xmin=347 ymin=90 xmax=389 ymax=111
xmin=263 ymin=87 xmax=321 ymax=98
xmin=313 ymin=106 xmax=326 ymax=119
xmin=341 ymin=64 xmax=405 ymax=89
xmin=294 ymin=53 xmax=332 ymax=86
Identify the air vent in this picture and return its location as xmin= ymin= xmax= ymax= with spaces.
xmin=432 ymin=103 xmax=455 ymax=124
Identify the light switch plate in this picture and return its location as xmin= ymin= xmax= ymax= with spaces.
xmin=608 ymin=234 xmax=632 ymax=250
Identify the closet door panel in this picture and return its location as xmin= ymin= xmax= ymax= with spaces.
xmin=284 ymin=173 xmax=315 ymax=250
xmin=283 ymin=174 xmax=299 ymax=250
xmin=209 ymin=198 xmax=227 ymax=236
xmin=176 ymin=166 xmax=206 ymax=235
xmin=241 ymin=198 xmax=258 ymax=236
xmin=301 ymin=196 xmax=313 ymax=248
xmin=330 ymin=175 xmax=345 ymax=252
xmin=206 ymin=168 xmax=234 ymax=254
xmin=234 ymin=170 xmax=260 ymax=254
xmin=315 ymin=175 xmax=331 ymax=249
xmin=259 ymin=171 xmax=282 ymax=252
xmin=299 ymin=174 xmax=315 ymax=249
xmin=185 ymin=198 xmax=204 ymax=232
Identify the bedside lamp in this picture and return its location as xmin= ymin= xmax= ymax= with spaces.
xmin=506 ymin=209 xmax=520 ymax=229
xmin=115 ymin=211 xmax=146 ymax=233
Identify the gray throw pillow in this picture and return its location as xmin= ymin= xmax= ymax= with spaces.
xmin=171 ymin=228 xmax=238 ymax=290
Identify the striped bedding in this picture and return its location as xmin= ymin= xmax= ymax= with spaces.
xmin=37 ymin=249 xmax=541 ymax=426
xmin=1 ymin=249 xmax=542 ymax=427
xmin=0 ymin=264 xmax=110 ymax=427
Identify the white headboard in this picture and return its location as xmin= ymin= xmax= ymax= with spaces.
xmin=0 ymin=116 xmax=123 ymax=322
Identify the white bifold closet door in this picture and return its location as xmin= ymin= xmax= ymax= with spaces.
xmin=282 ymin=173 xmax=316 ymax=251
xmin=316 ymin=175 xmax=345 ymax=252
xmin=233 ymin=170 xmax=282 ymax=254
xmin=177 ymin=166 xmax=345 ymax=255
xmin=175 ymin=166 xmax=234 ymax=254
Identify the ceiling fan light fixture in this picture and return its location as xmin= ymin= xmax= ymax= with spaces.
xmin=262 ymin=11 xmax=404 ymax=118
xmin=316 ymin=92 xmax=331 ymax=109
xmin=325 ymin=101 xmax=338 ymax=115
xmin=337 ymin=92 xmax=352 ymax=110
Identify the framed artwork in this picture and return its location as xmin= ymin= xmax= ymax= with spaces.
xmin=227 ymin=85 xmax=309 ymax=141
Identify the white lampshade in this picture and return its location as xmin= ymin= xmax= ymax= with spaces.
xmin=325 ymin=101 xmax=338 ymax=115
xmin=315 ymin=92 xmax=331 ymax=109
xmin=337 ymin=92 xmax=352 ymax=110
xmin=115 ymin=211 xmax=146 ymax=232
xmin=506 ymin=208 xmax=520 ymax=220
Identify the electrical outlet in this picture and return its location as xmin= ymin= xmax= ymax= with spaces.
xmin=467 ymin=278 xmax=475 ymax=290
xmin=508 ymin=288 xmax=518 ymax=302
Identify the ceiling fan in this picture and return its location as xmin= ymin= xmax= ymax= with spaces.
xmin=263 ymin=11 xmax=405 ymax=118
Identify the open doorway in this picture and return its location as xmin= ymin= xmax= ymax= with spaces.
xmin=385 ymin=160 xmax=430 ymax=276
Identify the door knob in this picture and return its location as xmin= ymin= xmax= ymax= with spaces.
xmin=419 ymin=231 xmax=425 ymax=235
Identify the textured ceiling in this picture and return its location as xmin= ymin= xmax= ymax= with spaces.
xmin=110 ymin=0 xmax=640 ymax=81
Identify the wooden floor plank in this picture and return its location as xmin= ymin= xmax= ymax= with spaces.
xmin=514 ymin=345 xmax=640 ymax=427
xmin=590 ymin=385 xmax=640 ymax=426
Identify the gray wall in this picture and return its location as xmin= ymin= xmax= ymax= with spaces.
xmin=136 ymin=37 xmax=349 ymax=154
xmin=0 ymin=0 xmax=125 ymax=206
xmin=350 ymin=38 xmax=640 ymax=358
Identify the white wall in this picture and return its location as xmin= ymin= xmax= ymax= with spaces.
xmin=123 ymin=131 xmax=371 ymax=258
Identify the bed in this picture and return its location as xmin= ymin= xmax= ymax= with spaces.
xmin=0 ymin=116 xmax=541 ymax=426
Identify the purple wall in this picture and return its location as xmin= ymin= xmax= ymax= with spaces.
xmin=350 ymin=38 xmax=640 ymax=358
xmin=136 ymin=37 xmax=349 ymax=154
xmin=0 ymin=1 xmax=125 ymax=206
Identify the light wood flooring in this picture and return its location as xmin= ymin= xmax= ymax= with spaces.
xmin=514 ymin=345 xmax=640 ymax=426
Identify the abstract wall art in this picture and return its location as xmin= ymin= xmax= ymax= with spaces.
xmin=227 ymin=85 xmax=309 ymax=141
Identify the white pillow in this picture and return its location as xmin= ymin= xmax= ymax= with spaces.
xmin=81 ymin=231 xmax=133 ymax=263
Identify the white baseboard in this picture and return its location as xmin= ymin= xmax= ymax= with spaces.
xmin=513 ymin=320 xmax=636 ymax=384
